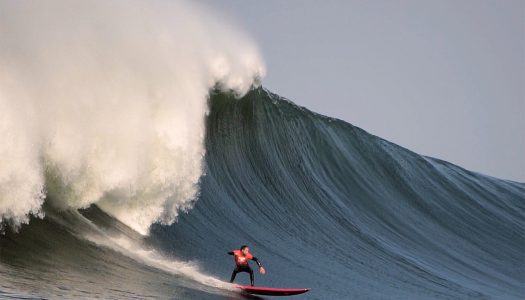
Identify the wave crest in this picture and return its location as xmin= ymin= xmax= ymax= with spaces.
xmin=0 ymin=0 xmax=265 ymax=234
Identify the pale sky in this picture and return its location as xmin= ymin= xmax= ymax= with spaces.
xmin=198 ymin=0 xmax=525 ymax=182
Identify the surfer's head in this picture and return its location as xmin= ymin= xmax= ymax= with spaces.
xmin=240 ymin=245 xmax=249 ymax=255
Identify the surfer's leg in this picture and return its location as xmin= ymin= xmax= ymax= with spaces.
xmin=247 ymin=266 xmax=254 ymax=286
xmin=230 ymin=268 xmax=239 ymax=283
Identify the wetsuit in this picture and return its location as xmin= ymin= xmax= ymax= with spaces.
xmin=228 ymin=250 xmax=263 ymax=286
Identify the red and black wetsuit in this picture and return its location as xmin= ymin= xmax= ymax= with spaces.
xmin=228 ymin=250 xmax=263 ymax=286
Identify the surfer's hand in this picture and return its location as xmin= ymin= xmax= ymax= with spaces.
xmin=259 ymin=266 xmax=266 ymax=274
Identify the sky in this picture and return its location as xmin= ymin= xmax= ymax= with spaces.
xmin=197 ymin=0 xmax=524 ymax=182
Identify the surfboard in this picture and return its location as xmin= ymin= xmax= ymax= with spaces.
xmin=237 ymin=285 xmax=310 ymax=296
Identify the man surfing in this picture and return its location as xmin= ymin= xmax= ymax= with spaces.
xmin=228 ymin=245 xmax=266 ymax=286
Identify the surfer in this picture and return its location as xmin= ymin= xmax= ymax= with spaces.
xmin=228 ymin=245 xmax=266 ymax=286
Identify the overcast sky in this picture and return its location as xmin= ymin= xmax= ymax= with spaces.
xmin=198 ymin=0 xmax=524 ymax=182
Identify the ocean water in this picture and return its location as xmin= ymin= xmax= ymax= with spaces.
xmin=2 ymin=88 xmax=523 ymax=299
xmin=1 ymin=1 xmax=524 ymax=299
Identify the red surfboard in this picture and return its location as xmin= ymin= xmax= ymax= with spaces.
xmin=237 ymin=285 xmax=310 ymax=296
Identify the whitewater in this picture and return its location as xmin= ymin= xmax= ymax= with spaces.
xmin=0 ymin=0 xmax=264 ymax=234
xmin=1 ymin=1 xmax=524 ymax=299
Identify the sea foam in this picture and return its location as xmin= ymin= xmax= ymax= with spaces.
xmin=0 ymin=0 xmax=265 ymax=234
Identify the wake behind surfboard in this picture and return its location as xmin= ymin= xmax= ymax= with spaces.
xmin=237 ymin=285 xmax=311 ymax=296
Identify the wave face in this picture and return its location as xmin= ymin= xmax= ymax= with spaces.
xmin=1 ymin=87 xmax=524 ymax=299
xmin=148 ymin=88 xmax=525 ymax=299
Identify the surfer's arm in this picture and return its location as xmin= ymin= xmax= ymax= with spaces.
xmin=252 ymin=257 xmax=263 ymax=267
xmin=252 ymin=257 xmax=266 ymax=274
xmin=227 ymin=251 xmax=234 ymax=255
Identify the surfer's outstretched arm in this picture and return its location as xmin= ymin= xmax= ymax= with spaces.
xmin=227 ymin=251 xmax=234 ymax=255
xmin=252 ymin=257 xmax=266 ymax=274
xmin=252 ymin=257 xmax=262 ymax=267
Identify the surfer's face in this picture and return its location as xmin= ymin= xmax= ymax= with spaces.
xmin=242 ymin=247 xmax=249 ymax=255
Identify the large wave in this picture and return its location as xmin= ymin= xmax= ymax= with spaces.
xmin=0 ymin=0 xmax=264 ymax=234
xmin=1 ymin=88 xmax=523 ymax=299
xmin=148 ymin=88 xmax=525 ymax=299
xmin=1 ymin=2 xmax=523 ymax=299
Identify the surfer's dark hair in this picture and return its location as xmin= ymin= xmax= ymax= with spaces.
xmin=240 ymin=245 xmax=248 ymax=250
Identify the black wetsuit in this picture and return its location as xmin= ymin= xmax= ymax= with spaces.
xmin=228 ymin=251 xmax=262 ymax=286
